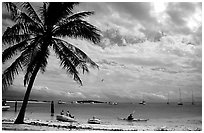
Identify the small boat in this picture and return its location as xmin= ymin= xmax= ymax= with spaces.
xmin=88 ymin=118 xmax=101 ymax=124
xmin=58 ymin=100 xmax=66 ymax=104
xmin=139 ymin=94 xmax=146 ymax=105
xmin=139 ymin=100 xmax=146 ymax=105
xmin=118 ymin=117 xmax=149 ymax=122
xmin=56 ymin=115 xmax=77 ymax=122
xmin=167 ymin=93 xmax=170 ymax=104
xmin=2 ymin=105 xmax=10 ymax=111
xmin=2 ymin=99 xmax=10 ymax=111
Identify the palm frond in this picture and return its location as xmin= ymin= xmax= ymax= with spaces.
xmin=3 ymin=33 xmax=31 ymax=45
xmin=16 ymin=12 xmax=43 ymax=34
xmin=56 ymin=11 xmax=94 ymax=26
xmin=4 ymin=2 xmax=19 ymax=21
xmin=45 ymin=2 xmax=79 ymax=26
xmin=53 ymin=38 xmax=98 ymax=69
xmin=2 ymin=39 xmax=30 ymax=64
xmin=53 ymin=19 xmax=101 ymax=44
xmin=52 ymin=40 xmax=82 ymax=85
xmin=2 ymin=14 xmax=42 ymax=45
xmin=68 ymin=11 xmax=94 ymax=20
xmin=3 ymin=24 xmax=26 ymax=45
xmin=39 ymin=2 xmax=47 ymax=24
xmin=21 ymin=2 xmax=43 ymax=25
xmin=2 ymin=47 xmax=33 ymax=90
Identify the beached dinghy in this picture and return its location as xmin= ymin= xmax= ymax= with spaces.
xmin=56 ymin=115 xmax=77 ymax=122
xmin=2 ymin=105 xmax=10 ymax=111
xmin=118 ymin=117 xmax=149 ymax=122
xmin=88 ymin=118 xmax=101 ymax=124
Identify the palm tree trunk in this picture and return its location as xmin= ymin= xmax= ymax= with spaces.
xmin=14 ymin=65 xmax=40 ymax=124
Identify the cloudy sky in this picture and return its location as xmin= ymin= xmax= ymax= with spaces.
xmin=2 ymin=2 xmax=202 ymax=103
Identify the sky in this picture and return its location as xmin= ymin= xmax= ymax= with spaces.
xmin=2 ymin=2 xmax=202 ymax=103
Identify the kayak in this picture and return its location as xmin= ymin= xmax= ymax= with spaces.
xmin=118 ymin=117 xmax=149 ymax=122
xmin=2 ymin=105 xmax=10 ymax=111
xmin=88 ymin=118 xmax=101 ymax=124
xmin=56 ymin=115 xmax=77 ymax=122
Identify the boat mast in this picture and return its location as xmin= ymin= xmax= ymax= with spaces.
xmin=192 ymin=90 xmax=195 ymax=105
xmin=179 ymin=88 xmax=182 ymax=103
xmin=167 ymin=92 xmax=169 ymax=104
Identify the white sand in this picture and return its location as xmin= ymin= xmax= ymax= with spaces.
xmin=2 ymin=117 xmax=202 ymax=131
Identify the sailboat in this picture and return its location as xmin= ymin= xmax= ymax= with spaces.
xmin=177 ymin=88 xmax=183 ymax=105
xmin=139 ymin=95 xmax=146 ymax=105
xmin=167 ymin=93 xmax=170 ymax=104
xmin=192 ymin=90 xmax=195 ymax=105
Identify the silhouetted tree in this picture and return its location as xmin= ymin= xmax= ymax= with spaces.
xmin=2 ymin=2 xmax=101 ymax=124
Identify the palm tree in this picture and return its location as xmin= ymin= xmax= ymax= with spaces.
xmin=2 ymin=2 xmax=101 ymax=124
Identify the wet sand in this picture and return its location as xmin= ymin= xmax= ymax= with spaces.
xmin=2 ymin=117 xmax=202 ymax=131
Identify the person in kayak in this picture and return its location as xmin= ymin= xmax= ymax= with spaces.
xmin=127 ymin=113 xmax=134 ymax=120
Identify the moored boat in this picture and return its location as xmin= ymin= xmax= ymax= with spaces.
xmin=2 ymin=105 xmax=10 ymax=111
xmin=56 ymin=115 xmax=77 ymax=122
xmin=88 ymin=117 xmax=101 ymax=124
xmin=139 ymin=100 xmax=146 ymax=105
xmin=2 ymin=99 xmax=10 ymax=111
xmin=58 ymin=100 xmax=66 ymax=104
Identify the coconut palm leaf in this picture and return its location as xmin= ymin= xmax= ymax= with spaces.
xmin=4 ymin=2 xmax=19 ymax=21
xmin=45 ymin=2 xmax=79 ymax=26
xmin=21 ymin=2 xmax=43 ymax=25
xmin=53 ymin=38 xmax=98 ymax=68
xmin=52 ymin=40 xmax=82 ymax=85
xmin=3 ymin=24 xmax=31 ymax=45
xmin=3 ymin=33 xmax=31 ymax=45
xmin=2 ymin=45 xmax=35 ymax=90
xmin=58 ymin=11 xmax=94 ymax=24
xmin=54 ymin=19 xmax=100 ymax=44
xmin=2 ymin=40 xmax=29 ymax=63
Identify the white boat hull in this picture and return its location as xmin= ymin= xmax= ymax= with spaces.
xmin=88 ymin=119 xmax=101 ymax=124
xmin=2 ymin=105 xmax=10 ymax=111
xmin=56 ymin=115 xmax=77 ymax=122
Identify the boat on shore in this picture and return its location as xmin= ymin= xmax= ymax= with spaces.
xmin=2 ymin=99 xmax=10 ymax=111
xmin=88 ymin=117 xmax=101 ymax=124
xmin=56 ymin=115 xmax=77 ymax=122
xmin=2 ymin=105 xmax=10 ymax=111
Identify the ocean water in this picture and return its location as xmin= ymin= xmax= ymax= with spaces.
xmin=2 ymin=102 xmax=202 ymax=126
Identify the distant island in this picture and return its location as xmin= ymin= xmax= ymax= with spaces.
xmin=75 ymin=100 xmax=105 ymax=104
xmin=71 ymin=100 xmax=118 ymax=105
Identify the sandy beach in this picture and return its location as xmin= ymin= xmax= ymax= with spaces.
xmin=2 ymin=117 xmax=202 ymax=131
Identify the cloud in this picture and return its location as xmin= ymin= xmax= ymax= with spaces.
xmin=2 ymin=2 xmax=202 ymax=103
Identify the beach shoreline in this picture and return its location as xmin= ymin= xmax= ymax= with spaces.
xmin=2 ymin=118 xmax=202 ymax=131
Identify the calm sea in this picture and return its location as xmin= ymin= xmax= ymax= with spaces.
xmin=2 ymin=102 xmax=202 ymax=126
